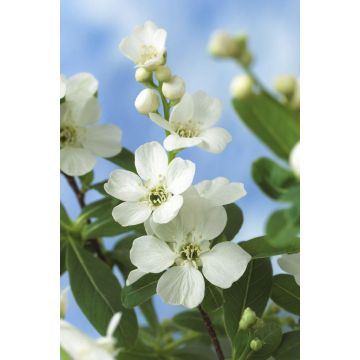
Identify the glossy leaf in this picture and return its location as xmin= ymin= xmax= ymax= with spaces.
xmin=233 ymin=92 xmax=300 ymax=160
xmin=273 ymin=331 xmax=300 ymax=360
xmin=60 ymin=240 xmax=67 ymax=275
xmin=106 ymin=147 xmax=136 ymax=172
xmin=270 ymin=274 xmax=300 ymax=315
xmin=172 ymin=344 xmax=216 ymax=360
xmin=79 ymin=170 xmax=94 ymax=190
xmin=252 ymin=157 xmax=298 ymax=200
xmin=223 ymin=259 xmax=273 ymax=341
xmin=121 ymin=273 xmax=162 ymax=308
xmin=82 ymin=217 xmax=135 ymax=239
xmin=240 ymin=236 xmax=300 ymax=259
xmin=139 ymin=299 xmax=159 ymax=331
xmin=79 ymin=197 xmax=117 ymax=222
xmin=202 ymin=283 xmax=223 ymax=313
xmin=111 ymin=235 xmax=137 ymax=278
xmin=223 ymin=204 xmax=244 ymax=241
xmin=173 ymin=310 xmax=207 ymax=333
xmin=66 ymin=240 xmax=138 ymax=347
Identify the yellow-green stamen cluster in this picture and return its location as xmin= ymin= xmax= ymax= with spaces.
xmin=180 ymin=243 xmax=201 ymax=261
xmin=60 ymin=125 xmax=77 ymax=147
xmin=148 ymin=186 xmax=169 ymax=206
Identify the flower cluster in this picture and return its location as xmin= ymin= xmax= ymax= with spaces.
xmin=60 ymin=73 xmax=122 ymax=176
xmin=101 ymin=21 xmax=252 ymax=308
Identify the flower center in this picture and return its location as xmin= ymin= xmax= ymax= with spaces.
xmin=180 ymin=243 xmax=201 ymax=261
xmin=138 ymin=45 xmax=159 ymax=65
xmin=176 ymin=126 xmax=198 ymax=138
xmin=60 ymin=125 xmax=77 ymax=147
xmin=148 ymin=186 xmax=169 ymax=206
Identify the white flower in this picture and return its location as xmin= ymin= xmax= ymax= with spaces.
xmin=149 ymin=91 xmax=231 ymax=153
xmin=162 ymin=76 xmax=186 ymax=100
xmin=194 ymin=177 xmax=246 ymax=207
xmin=61 ymin=72 xmax=99 ymax=103
xmin=134 ymin=67 xmax=152 ymax=83
xmin=278 ymin=253 xmax=300 ymax=286
xmin=289 ymin=142 xmax=300 ymax=177
xmin=208 ymin=31 xmax=238 ymax=58
xmin=104 ymin=141 xmax=195 ymax=226
xmin=60 ymin=288 xmax=69 ymax=319
xmin=60 ymin=99 xmax=122 ymax=176
xmin=130 ymin=194 xmax=251 ymax=308
xmin=119 ymin=21 xmax=167 ymax=69
xmin=155 ymin=66 xmax=172 ymax=82
xmin=134 ymin=89 xmax=160 ymax=114
xmin=230 ymin=75 xmax=254 ymax=99
xmin=126 ymin=269 xmax=146 ymax=286
xmin=273 ymin=75 xmax=297 ymax=97
xmin=60 ymin=312 xmax=122 ymax=360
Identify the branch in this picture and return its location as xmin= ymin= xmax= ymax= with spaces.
xmin=198 ymin=305 xmax=225 ymax=360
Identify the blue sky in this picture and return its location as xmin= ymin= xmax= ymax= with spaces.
xmin=61 ymin=0 xmax=299 ymax=337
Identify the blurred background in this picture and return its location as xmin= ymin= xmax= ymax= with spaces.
xmin=61 ymin=0 xmax=299 ymax=337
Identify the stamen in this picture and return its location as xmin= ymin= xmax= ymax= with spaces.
xmin=148 ymin=186 xmax=169 ymax=206
xmin=176 ymin=127 xmax=198 ymax=138
xmin=138 ymin=45 xmax=158 ymax=65
xmin=180 ymin=243 xmax=201 ymax=261
xmin=60 ymin=125 xmax=77 ymax=147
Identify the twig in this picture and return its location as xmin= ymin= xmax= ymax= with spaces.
xmin=198 ymin=305 xmax=225 ymax=360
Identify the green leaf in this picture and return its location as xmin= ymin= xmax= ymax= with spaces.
xmin=90 ymin=181 xmax=108 ymax=196
xmin=266 ymin=209 xmax=299 ymax=248
xmin=173 ymin=310 xmax=207 ymax=333
xmin=270 ymin=274 xmax=300 ymax=315
xmin=223 ymin=259 xmax=273 ymax=342
xmin=111 ymin=235 xmax=137 ymax=278
xmin=233 ymin=92 xmax=299 ymax=160
xmin=60 ymin=346 xmax=73 ymax=360
xmin=272 ymin=331 xmax=300 ymax=360
xmin=82 ymin=217 xmax=136 ymax=239
xmin=202 ymin=283 xmax=223 ymax=313
xmin=139 ymin=299 xmax=159 ymax=331
xmin=121 ymin=273 xmax=162 ymax=308
xmin=66 ymin=240 xmax=138 ymax=347
xmin=240 ymin=236 xmax=300 ymax=259
xmin=60 ymin=240 xmax=67 ymax=275
xmin=172 ymin=343 xmax=217 ymax=360
xmin=60 ymin=202 xmax=72 ymax=229
xmin=106 ymin=147 xmax=136 ymax=172
xmin=250 ymin=321 xmax=282 ymax=359
xmin=79 ymin=171 xmax=94 ymax=191
xmin=79 ymin=197 xmax=117 ymax=222
xmin=252 ymin=157 xmax=298 ymax=200
xmin=223 ymin=204 xmax=244 ymax=241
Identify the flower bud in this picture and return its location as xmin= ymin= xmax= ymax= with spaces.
xmin=135 ymin=67 xmax=152 ymax=83
xmin=240 ymin=307 xmax=257 ymax=329
xmin=250 ymin=338 xmax=263 ymax=352
xmin=135 ymin=89 xmax=160 ymax=114
xmin=208 ymin=31 xmax=238 ymax=58
xmin=273 ymin=75 xmax=297 ymax=98
xmin=162 ymin=76 xmax=185 ymax=100
xmin=155 ymin=66 xmax=172 ymax=82
xmin=230 ymin=75 xmax=254 ymax=99
xmin=289 ymin=142 xmax=300 ymax=177
xmin=234 ymin=32 xmax=248 ymax=55
xmin=239 ymin=50 xmax=253 ymax=67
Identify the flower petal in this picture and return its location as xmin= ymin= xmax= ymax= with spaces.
xmin=153 ymin=28 xmax=167 ymax=52
xmin=201 ymin=242 xmax=251 ymax=288
xmin=60 ymin=147 xmax=96 ymax=176
xmin=149 ymin=112 xmax=172 ymax=131
xmin=130 ymin=235 xmax=176 ymax=273
xmin=135 ymin=142 xmax=168 ymax=183
xmin=152 ymin=195 xmax=183 ymax=224
xmin=169 ymin=93 xmax=194 ymax=126
xmin=81 ymin=124 xmax=122 ymax=158
xmin=192 ymin=91 xmax=222 ymax=129
xmin=119 ymin=35 xmax=142 ymax=63
xmin=112 ymin=201 xmax=151 ymax=226
xmin=104 ymin=169 xmax=147 ymax=201
xmin=149 ymin=212 xmax=186 ymax=243
xmin=65 ymin=72 xmax=98 ymax=102
xmin=76 ymin=97 xmax=102 ymax=126
xmin=126 ymin=269 xmax=147 ymax=286
xmin=195 ymin=177 xmax=246 ymax=206
xmin=156 ymin=263 xmax=205 ymax=308
xmin=106 ymin=312 xmax=122 ymax=338
xmin=166 ymin=158 xmax=195 ymax=194
xmin=278 ymin=253 xmax=300 ymax=285
xmin=164 ymin=134 xmax=202 ymax=151
xmin=198 ymin=127 xmax=232 ymax=153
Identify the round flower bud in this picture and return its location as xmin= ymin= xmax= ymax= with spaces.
xmin=134 ymin=89 xmax=160 ymax=114
xmin=273 ymin=75 xmax=297 ymax=98
xmin=208 ymin=31 xmax=238 ymax=58
xmin=250 ymin=338 xmax=263 ymax=352
xmin=162 ymin=76 xmax=185 ymax=100
xmin=230 ymin=75 xmax=254 ymax=99
xmin=135 ymin=67 xmax=152 ymax=83
xmin=241 ymin=307 xmax=257 ymax=326
xmin=155 ymin=66 xmax=172 ymax=82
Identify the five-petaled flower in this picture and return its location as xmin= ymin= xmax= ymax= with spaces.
xmin=149 ymin=91 xmax=232 ymax=153
xmin=119 ymin=21 xmax=167 ymax=69
xmin=60 ymin=312 xmax=122 ymax=360
xmin=129 ymin=192 xmax=251 ymax=308
xmin=60 ymin=73 xmax=122 ymax=176
xmin=104 ymin=141 xmax=195 ymax=226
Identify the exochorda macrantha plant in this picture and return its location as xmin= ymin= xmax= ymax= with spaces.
xmin=60 ymin=20 xmax=300 ymax=360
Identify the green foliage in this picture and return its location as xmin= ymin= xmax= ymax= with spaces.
xmin=173 ymin=310 xmax=207 ymax=333
xmin=270 ymin=274 xmax=300 ymax=315
xmin=66 ymin=240 xmax=138 ymax=347
xmin=223 ymin=258 xmax=273 ymax=342
xmin=223 ymin=204 xmax=244 ymax=240
xmin=232 ymin=92 xmax=299 ymax=160
xmin=240 ymin=236 xmax=300 ymax=259
xmin=273 ymin=331 xmax=300 ymax=360
xmin=110 ymin=235 xmax=137 ymax=277
xmin=139 ymin=299 xmax=159 ymax=331
xmin=79 ymin=171 xmax=94 ymax=191
xmin=106 ymin=147 xmax=136 ymax=172
xmin=121 ymin=273 xmax=162 ymax=308
xmin=202 ymin=283 xmax=224 ymax=313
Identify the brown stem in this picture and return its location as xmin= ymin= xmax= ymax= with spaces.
xmin=198 ymin=305 xmax=225 ymax=360
xmin=61 ymin=172 xmax=107 ymax=263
